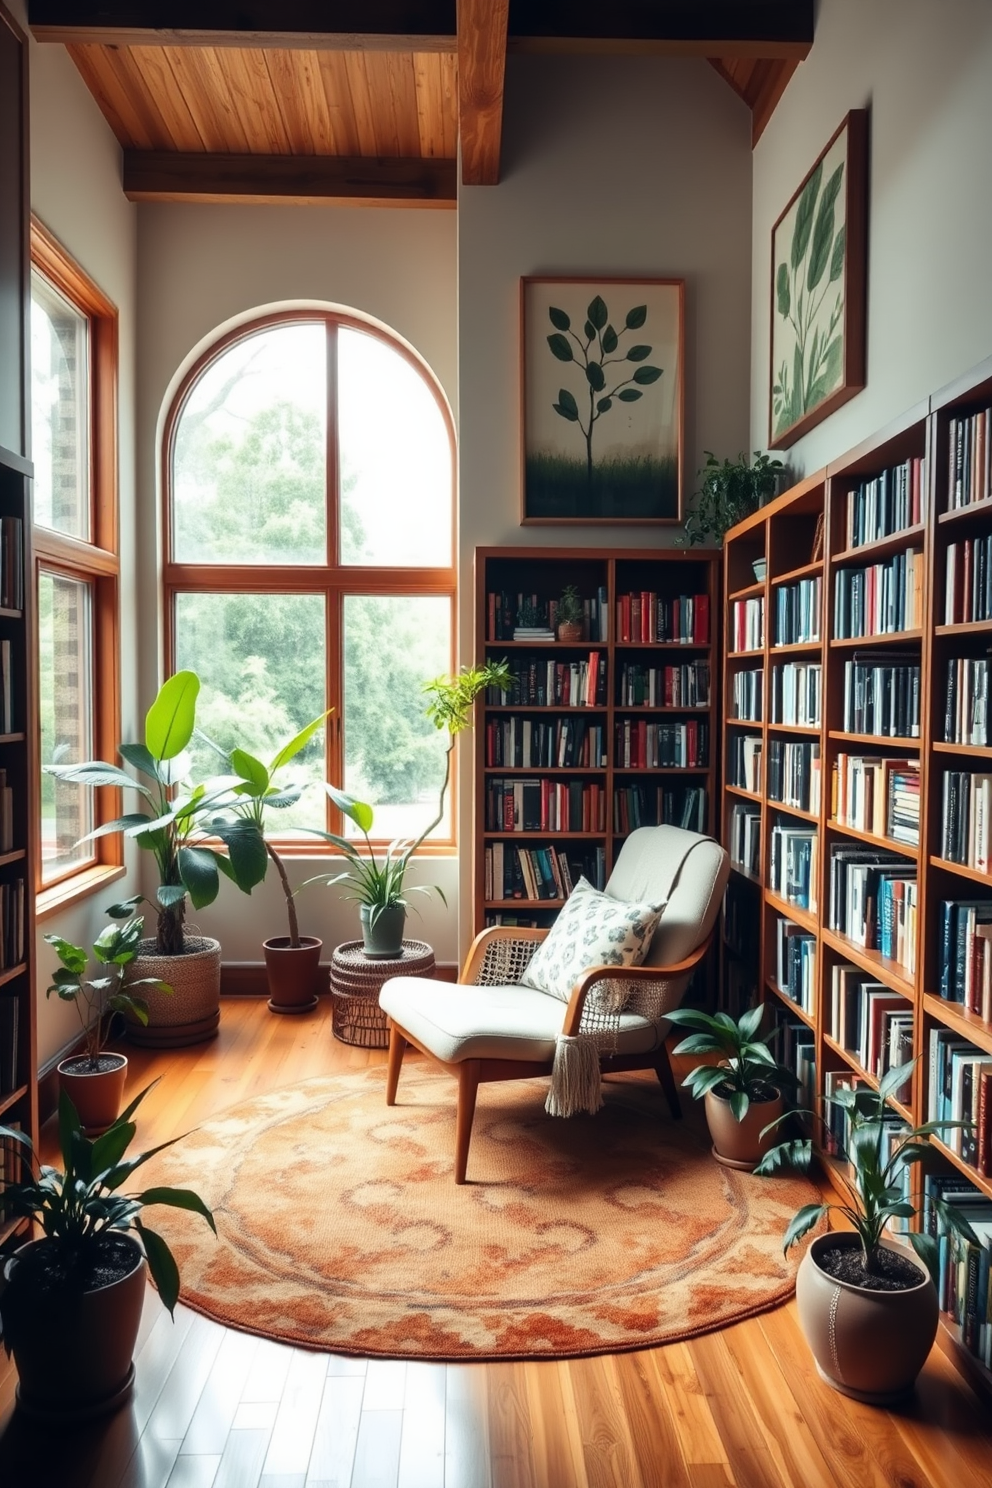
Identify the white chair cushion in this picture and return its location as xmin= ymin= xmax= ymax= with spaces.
xmin=606 ymin=826 xmax=730 ymax=968
xmin=379 ymin=978 xmax=661 ymax=1064
xmin=517 ymin=876 xmax=663 ymax=1002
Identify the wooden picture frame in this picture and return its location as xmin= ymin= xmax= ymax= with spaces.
xmin=521 ymin=277 xmax=684 ymax=524
xmin=768 ymin=109 xmax=868 ymax=450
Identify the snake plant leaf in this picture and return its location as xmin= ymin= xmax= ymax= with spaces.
xmin=135 ymin=1220 xmax=182 ymax=1316
xmin=783 ymin=1203 xmax=828 ymax=1253
xmin=807 ymin=199 xmax=836 ymax=291
xmin=791 ymin=159 xmax=823 ymax=270
xmin=829 ymin=224 xmax=846 ymax=282
xmin=145 ymin=671 xmax=199 ymax=761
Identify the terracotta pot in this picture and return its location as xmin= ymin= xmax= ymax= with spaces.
xmin=57 ymin=1052 xmax=128 ymax=1135
xmin=263 ymin=936 xmax=322 ymax=1014
xmin=360 ymin=904 xmax=406 ymax=958
xmin=557 ymin=620 xmax=584 ymax=642
xmin=124 ymin=937 xmax=221 ymax=1047
xmin=796 ymin=1232 xmax=938 ymax=1403
xmin=703 ymin=1085 xmax=783 ymax=1170
xmin=4 ymin=1234 xmax=146 ymax=1423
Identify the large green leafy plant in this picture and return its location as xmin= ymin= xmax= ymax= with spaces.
xmin=755 ymin=1061 xmax=978 ymax=1282
xmin=46 ymin=672 xmax=268 ymax=956
xmin=681 ymin=451 xmax=783 ymax=547
xmin=665 ymin=1005 xmax=799 ymax=1119
xmin=45 ymin=915 xmax=168 ymax=1066
xmin=0 ymin=1083 xmax=215 ymax=1353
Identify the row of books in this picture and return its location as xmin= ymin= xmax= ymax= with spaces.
xmin=0 ymin=517 xmax=23 ymax=612
xmin=833 ymin=547 xmax=925 ymax=638
xmin=613 ymin=784 xmax=707 ymax=836
xmin=772 ymin=576 xmax=821 ymax=646
xmin=0 ymin=878 xmax=24 ymax=971
xmin=773 ymin=1011 xmax=816 ymax=1110
xmin=842 ymin=654 xmax=921 ymax=738
xmin=729 ymin=802 xmax=760 ymax=876
xmin=614 ymin=591 xmax=709 ymax=645
xmin=486 ymin=653 xmax=608 ymax=708
xmin=769 ymin=823 xmax=817 ymax=911
xmin=948 ymin=405 xmax=992 ymax=510
xmin=0 ymin=769 xmax=13 ymax=854
xmin=0 ymin=640 xmax=13 ymax=735
xmin=832 ymin=754 xmax=920 ymax=846
xmin=614 ymin=719 xmax=708 ymax=770
xmin=731 ymin=597 xmax=763 ymax=653
xmin=775 ymin=918 xmax=816 ymax=1016
xmin=944 ymin=655 xmax=989 ymax=746
xmin=616 ymin=661 xmax=710 ymax=708
xmin=945 ymin=537 xmax=992 ymax=625
xmin=928 ymin=1028 xmax=992 ymax=1175
xmin=484 ymin=843 xmax=576 ymax=902
xmin=484 ymin=717 xmax=606 ymax=770
xmin=0 ymin=1124 xmax=22 ymax=1224
xmin=845 ymin=456 xmax=924 ymax=548
xmin=829 ymin=964 xmax=913 ymax=1085
xmin=0 ymin=993 xmax=19 ymax=1093
xmin=486 ymin=588 xmax=609 ymax=642
xmin=937 ymin=900 xmax=992 ymax=1019
xmin=728 ymin=734 xmax=762 ymax=794
xmin=924 ymin=1175 xmax=992 ymax=1364
xmin=941 ymin=771 xmax=991 ymax=870
xmin=730 ymin=667 xmax=763 ymax=722
xmin=484 ymin=779 xmax=607 ymax=834
xmin=771 ymin=661 xmax=821 ymax=727
xmin=768 ymin=740 xmax=821 ymax=815
xmin=827 ymin=847 xmax=917 ymax=974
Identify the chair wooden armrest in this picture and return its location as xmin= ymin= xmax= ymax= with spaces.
xmin=560 ymin=931 xmax=715 ymax=1036
xmin=459 ymin=924 xmax=549 ymax=985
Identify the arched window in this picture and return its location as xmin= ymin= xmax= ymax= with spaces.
xmin=164 ymin=312 xmax=455 ymax=845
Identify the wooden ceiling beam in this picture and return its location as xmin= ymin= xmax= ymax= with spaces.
xmin=708 ymin=54 xmax=801 ymax=146
xmin=458 ymin=0 xmax=508 ymax=186
xmin=122 ymin=150 xmax=456 ymax=205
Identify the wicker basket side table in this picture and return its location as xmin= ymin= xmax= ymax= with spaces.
xmin=329 ymin=939 xmax=435 ymax=1048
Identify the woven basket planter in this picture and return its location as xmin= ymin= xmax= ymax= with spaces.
xmin=124 ymin=937 xmax=221 ymax=1047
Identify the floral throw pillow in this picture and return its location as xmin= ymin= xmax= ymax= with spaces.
xmin=520 ymin=877 xmax=664 ymax=1003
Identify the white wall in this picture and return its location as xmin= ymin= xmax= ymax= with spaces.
xmin=24 ymin=26 xmax=140 ymax=1068
xmin=751 ymin=0 xmax=992 ymax=475
xmin=456 ymin=52 xmax=754 ymax=949
xmin=135 ymin=202 xmax=460 ymax=962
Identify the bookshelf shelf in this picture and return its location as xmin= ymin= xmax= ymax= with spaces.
xmin=0 ymin=1084 xmax=28 ymax=1121
xmin=938 ymin=495 xmax=992 ymax=526
xmin=828 ymin=730 xmax=920 ymax=749
xmin=933 ymin=741 xmax=992 ymax=761
xmin=476 ymin=547 xmax=719 ymax=933
xmin=929 ymin=855 xmax=992 ymax=888
xmin=0 ymin=607 xmax=21 ymax=621
xmin=0 ymin=963 xmax=26 ymax=991
xmin=765 ymin=978 xmax=815 ymax=1028
xmin=822 ymin=1034 xmax=914 ymax=1123
xmin=829 ymin=629 xmax=924 ymax=649
xmin=728 ymin=581 xmax=765 ymax=603
xmin=766 ymin=892 xmax=818 ymax=932
xmin=929 ymin=1136 xmax=992 ymax=1203
xmin=826 ymin=819 xmax=920 ymax=860
xmin=769 ymin=640 xmax=822 ymax=656
xmin=935 ymin=620 xmax=992 ymax=637
xmin=772 ymin=559 xmax=823 ymax=586
xmin=730 ymin=863 xmax=762 ymax=887
xmin=0 ymin=733 xmax=26 ymax=746
xmin=821 ymin=928 xmax=917 ymax=999
xmin=727 ymin=649 xmax=763 ymax=660
xmin=769 ymin=800 xmax=820 ymax=825
xmin=831 ymin=522 xmax=927 ymax=564
xmin=768 ymin=722 xmax=820 ymax=736
xmin=0 ymin=849 xmax=25 ymax=868
xmin=726 ymin=784 xmax=763 ymax=804
xmin=922 ymin=994 xmax=992 ymax=1055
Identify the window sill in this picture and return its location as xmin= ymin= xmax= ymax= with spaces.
xmin=36 ymin=864 xmax=127 ymax=922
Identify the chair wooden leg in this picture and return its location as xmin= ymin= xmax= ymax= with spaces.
xmin=454 ymin=1060 xmax=481 ymax=1184
xmin=654 ymin=1043 xmax=682 ymax=1119
xmin=386 ymin=1023 xmax=407 ymax=1106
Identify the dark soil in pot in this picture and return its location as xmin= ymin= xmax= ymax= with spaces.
xmin=815 ymin=1241 xmax=925 ymax=1292
xmin=59 ymin=1053 xmax=126 ymax=1077
xmin=6 ymin=1231 xmax=139 ymax=1310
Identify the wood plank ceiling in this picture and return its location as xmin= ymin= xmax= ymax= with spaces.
xmin=29 ymin=3 xmax=814 ymax=206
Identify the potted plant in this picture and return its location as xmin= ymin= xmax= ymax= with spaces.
xmin=556 ymin=584 xmax=585 ymax=642
xmin=755 ymin=1061 xmax=977 ymax=1402
xmin=45 ymin=671 xmax=268 ymax=1046
xmin=213 ymin=709 xmax=332 ymax=1013
xmin=45 ymin=914 xmax=170 ymax=1134
xmin=313 ymin=661 xmax=511 ymax=957
xmin=680 ymin=451 xmax=784 ymax=548
xmin=0 ymin=1082 xmax=215 ymax=1423
xmin=665 ymin=1004 xmax=799 ymax=1170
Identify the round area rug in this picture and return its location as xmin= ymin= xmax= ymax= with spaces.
xmin=144 ymin=1066 xmax=818 ymax=1361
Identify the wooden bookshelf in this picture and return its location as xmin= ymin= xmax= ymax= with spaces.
xmin=474 ymin=547 xmax=719 ymax=933
xmin=723 ymin=363 xmax=992 ymax=1394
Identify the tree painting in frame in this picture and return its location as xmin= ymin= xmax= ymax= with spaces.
xmin=521 ymin=278 xmax=684 ymax=523
xmin=769 ymin=110 xmax=868 ymax=449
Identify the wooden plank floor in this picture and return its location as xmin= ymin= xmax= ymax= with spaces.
xmin=1 ymin=996 xmax=990 ymax=1488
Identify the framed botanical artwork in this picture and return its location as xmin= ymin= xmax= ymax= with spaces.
xmin=521 ymin=277 xmax=684 ymax=523
xmin=769 ymin=109 xmax=868 ymax=449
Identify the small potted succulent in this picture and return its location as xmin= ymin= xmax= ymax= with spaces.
xmin=680 ymin=451 xmax=784 ymax=547
xmin=46 ymin=914 xmax=170 ymax=1134
xmin=0 ymin=1083 xmax=215 ymax=1422
xmin=665 ymin=1004 xmax=799 ymax=1170
xmin=755 ymin=1061 xmax=977 ymax=1403
xmin=556 ymin=584 xmax=585 ymax=642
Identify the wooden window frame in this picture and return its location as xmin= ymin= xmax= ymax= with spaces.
xmin=31 ymin=217 xmax=123 ymax=915
xmin=162 ymin=311 xmax=458 ymax=853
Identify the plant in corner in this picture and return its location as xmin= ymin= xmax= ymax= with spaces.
xmin=680 ymin=450 xmax=784 ymax=547
xmin=754 ymin=1060 xmax=978 ymax=1403
xmin=46 ymin=913 xmax=170 ymax=1135
xmin=312 ymin=660 xmax=511 ymax=958
xmin=0 ymin=1082 xmax=215 ymax=1422
xmin=45 ymin=671 xmax=268 ymax=1045
xmin=665 ymin=1003 xmax=800 ymax=1171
